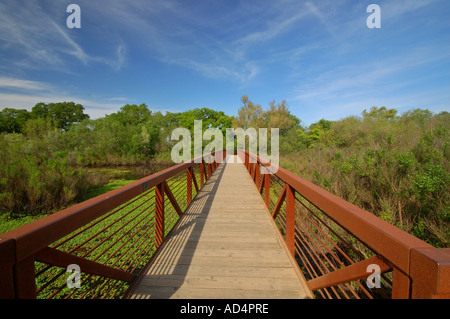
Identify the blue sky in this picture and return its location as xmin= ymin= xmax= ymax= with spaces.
xmin=0 ymin=0 xmax=449 ymax=126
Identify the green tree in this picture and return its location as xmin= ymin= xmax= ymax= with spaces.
xmin=31 ymin=102 xmax=89 ymax=130
xmin=401 ymin=108 xmax=433 ymax=125
xmin=232 ymin=96 xmax=265 ymax=130
xmin=310 ymin=119 xmax=332 ymax=131
xmin=177 ymin=108 xmax=232 ymax=133
xmin=300 ymin=119 xmax=333 ymax=148
xmin=265 ymin=100 xmax=296 ymax=134
xmin=23 ymin=117 xmax=55 ymax=140
xmin=107 ymin=103 xmax=152 ymax=125
xmin=0 ymin=108 xmax=31 ymax=133
xmin=362 ymin=106 xmax=398 ymax=121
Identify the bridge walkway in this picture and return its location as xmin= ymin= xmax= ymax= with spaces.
xmin=128 ymin=155 xmax=312 ymax=299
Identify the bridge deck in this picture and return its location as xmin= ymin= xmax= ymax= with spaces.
xmin=128 ymin=156 xmax=312 ymax=299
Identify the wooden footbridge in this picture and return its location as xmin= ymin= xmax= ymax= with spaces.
xmin=0 ymin=150 xmax=449 ymax=299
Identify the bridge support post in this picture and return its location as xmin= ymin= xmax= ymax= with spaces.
xmin=187 ymin=168 xmax=192 ymax=206
xmin=0 ymin=238 xmax=16 ymax=298
xmin=255 ymin=162 xmax=260 ymax=188
xmin=409 ymin=248 xmax=450 ymax=299
xmin=264 ymin=173 xmax=270 ymax=209
xmin=207 ymin=157 xmax=212 ymax=179
xmin=0 ymin=237 xmax=37 ymax=299
xmin=13 ymin=256 xmax=36 ymax=299
xmin=285 ymin=185 xmax=296 ymax=258
xmin=200 ymin=161 xmax=205 ymax=187
xmin=392 ymin=268 xmax=411 ymax=299
xmin=155 ymin=183 xmax=165 ymax=248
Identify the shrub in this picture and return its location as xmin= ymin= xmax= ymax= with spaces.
xmin=0 ymin=133 xmax=89 ymax=217
xmin=280 ymin=108 xmax=449 ymax=247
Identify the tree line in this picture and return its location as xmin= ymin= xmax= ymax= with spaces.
xmin=0 ymin=98 xmax=448 ymax=247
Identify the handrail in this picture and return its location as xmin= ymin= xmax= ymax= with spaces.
xmin=0 ymin=150 xmax=225 ymax=299
xmin=238 ymin=150 xmax=450 ymax=299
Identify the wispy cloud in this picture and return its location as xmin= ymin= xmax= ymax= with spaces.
xmin=304 ymin=2 xmax=339 ymax=40
xmin=0 ymin=1 xmax=125 ymax=72
xmin=83 ymin=0 xmax=316 ymax=84
xmin=108 ymin=97 xmax=128 ymax=102
xmin=1 ymin=0 xmax=447 ymax=124
xmin=288 ymin=43 xmax=450 ymax=124
xmin=234 ymin=6 xmax=309 ymax=47
xmin=50 ymin=21 xmax=90 ymax=66
xmin=382 ymin=0 xmax=434 ymax=19
xmin=0 ymin=75 xmax=128 ymax=118
xmin=0 ymin=77 xmax=51 ymax=91
xmin=0 ymin=92 xmax=126 ymax=119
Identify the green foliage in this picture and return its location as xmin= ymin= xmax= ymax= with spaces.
xmin=0 ymin=108 xmax=31 ymax=133
xmin=0 ymin=213 xmax=46 ymax=234
xmin=296 ymin=119 xmax=333 ymax=149
xmin=230 ymin=97 xmax=448 ymax=247
xmin=1 ymin=98 xmax=448 ymax=249
xmin=31 ymin=102 xmax=90 ymax=130
xmin=0 ymin=132 xmax=90 ymax=217
xmin=232 ymin=96 xmax=305 ymax=154
xmin=281 ymin=107 xmax=449 ymax=247
xmin=0 ymin=101 xmax=234 ymax=221
xmin=176 ymin=107 xmax=233 ymax=151
xmin=362 ymin=106 xmax=398 ymax=121
xmin=232 ymin=95 xmax=265 ymax=129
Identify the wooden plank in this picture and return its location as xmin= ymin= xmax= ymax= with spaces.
xmin=186 ymin=225 xmax=274 ymax=232
xmin=146 ymin=264 xmax=299 ymax=279
xmin=169 ymin=228 xmax=277 ymax=236
xmin=156 ymin=248 xmax=288 ymax=259
xmin=165 ymin=234 xmax=279 ymax=244
xmin=131 ymin=286 xmax=307 ymax=299
xmin=176 ymin=218 xmax=273 ymax=226
xmin=200 ymin=203 xmax=269 ymax=210
xmin=138 ymin=274 xmax=304 ymax=291
xmin=153 ymin=240 xmax=283 ymax=251
xmin=151 ymin=255 xmax=295 ymax=268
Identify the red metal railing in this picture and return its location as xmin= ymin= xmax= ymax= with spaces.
xmin=239 ymin=150 xmax=450 ymax=299
xmin=0 ymin=151 xmax=223 ymax=299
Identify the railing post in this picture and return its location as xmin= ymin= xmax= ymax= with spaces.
xmin=208 ymin=156 xmax=212 ymax=178
xmin=409 ymin=248 xmax=450 ymax=299
xmin=155 ymin=183 xmax=165 ymax=248
xmin=0 ymin=238 xmax=16 ymax=298
xmin=245 ymin=153 xmax=249 ymax=169
xmin=285 ymin=185 xmax=296 ymax=257
xmin=255 ymin=162 xmax=260 ymax=187
xmin=187 ymin=167 xmax=192 ymax=206
xmin=200 ymin=161 xmax=205 ymax=187
xmin=264 ymin=172 xmax=270 ymax=209
xmin=13 ymin=256 xmax=36 ymax=299
xmin=392 ymin=268 xmax=411 ymax=299
xmin=0 ymin=237 xmax=37 ymax=299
